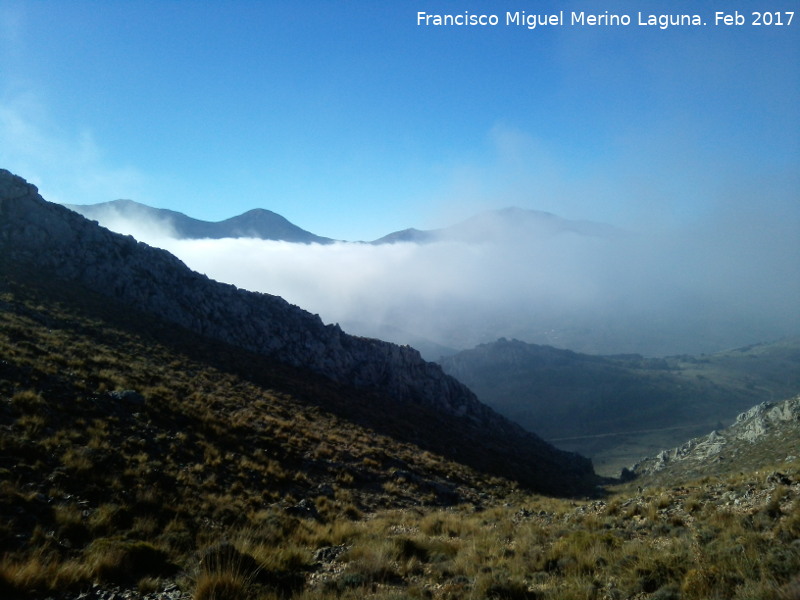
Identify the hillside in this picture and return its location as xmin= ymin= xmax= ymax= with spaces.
xmin=630 ymin=395 xmax=800 ymax=486
xmin=66 ymin=200 xmax=334 ymax=244
xmin=1 ymin=266 xmax=799 ymax=599
xmin=0 ymin=258 xmax=522 ymax=598
xmin=0 ymin=169 xmax=594 ymax=495
xmin=439 ymin=337 xmax=800 ymax=476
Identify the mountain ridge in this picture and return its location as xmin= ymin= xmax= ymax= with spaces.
xmin=66 ymin=199 xmax=335 ymax=244
xmin=0 ymin=168 xmax=595 ymax=495
xmin=66 ymin=198 xmax=618 ymax=245
xmin=3 ymin=169 xmax=800 ymax=599
xmin=2 ymin=274 xmax=798 ymax=598
xmin=371 ymin=206 xmax=619 ymax=245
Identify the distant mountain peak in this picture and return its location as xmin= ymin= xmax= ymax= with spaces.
xmin=482 ymin=206 xmax=555 ymax=218
xmin=66 ymin=198 xmax=335 ymax=244
xmin=371 ymin=206 xmax=618 ymax=244
xmin=66 ymin=197 xmax=617 ymax=247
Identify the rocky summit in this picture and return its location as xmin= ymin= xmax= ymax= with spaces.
xmin=0 ymin=169 xmax=594 ymax=494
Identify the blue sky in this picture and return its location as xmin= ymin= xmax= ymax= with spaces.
xmin=1 ymin=0 xmax=798 ymax=240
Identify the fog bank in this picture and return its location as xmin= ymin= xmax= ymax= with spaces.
xmin=79 ymin=204 xmax=799 ymax=359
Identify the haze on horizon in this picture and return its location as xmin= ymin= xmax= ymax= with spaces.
xmin=1 ymin=1 xmax=798 ymax=240
xmin=73 ymin=198 xmax=800 ymax=359
xmin=0 ymin=0 xmax=797 ymax=355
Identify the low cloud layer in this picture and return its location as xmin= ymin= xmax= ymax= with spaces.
xmin=85 ymin=204 xmax=800 ymax=359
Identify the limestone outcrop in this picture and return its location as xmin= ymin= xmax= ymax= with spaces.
xmin=631 ymin=395 xmax=800 ymax=478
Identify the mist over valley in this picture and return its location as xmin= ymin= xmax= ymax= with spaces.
xmin=69 ymin=198 xmax=800 ymax=359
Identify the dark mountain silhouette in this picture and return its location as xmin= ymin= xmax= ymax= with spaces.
xmin=67 ymin=199 xmax=335 ymax=243
xmin=0 ymin=168 xmax=596 ymax=495
xmin=67 ymin=200 xmax=616 ymax=246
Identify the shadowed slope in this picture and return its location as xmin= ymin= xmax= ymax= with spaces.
xmin=0 ymin=168 xmax=596 ymax=496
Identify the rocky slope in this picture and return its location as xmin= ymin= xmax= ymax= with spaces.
xmin=630 ymin=395 xmax=800 ymax=483
xmin=0 ymin=169 xmax=594 ymax=494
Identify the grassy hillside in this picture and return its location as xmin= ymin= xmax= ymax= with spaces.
xmin=0 ymin=263 xmax=516 ymax=597
xmin=1 ymin=266 xmax=799 ymax=599
xmin=440 ymin=338 xmax=800 ymax=476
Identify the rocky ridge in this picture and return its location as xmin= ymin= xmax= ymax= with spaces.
xmin=0 ymin=170 xmax=473 ymax=420
xmin=630 ymin=395 xmax=800 ymax=481
xmin=0 ymin=169 xmax=593 ymax=491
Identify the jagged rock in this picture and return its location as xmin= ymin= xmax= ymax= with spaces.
xmin=736 ymin=398 xmax=800 ymax=442
xmin=766 ymin=471 xmax=792 ymax=486
xmin=631 ymin=395 xmax=800 ymax=478
xmin=286 ymin=498 xmax=320 ymax=519
xmin=0 ymin=169 xmax=595 ymax=493
xmin=313 ymin=544 xmax=348 ymax=564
